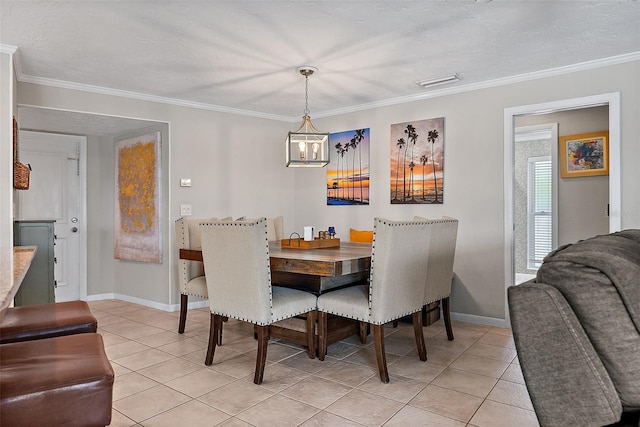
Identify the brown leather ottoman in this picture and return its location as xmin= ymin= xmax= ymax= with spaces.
xmin=0 ymin=300 xmax=97 ymax=344
xmin=0 ymin=333 xmax=114 ymax=427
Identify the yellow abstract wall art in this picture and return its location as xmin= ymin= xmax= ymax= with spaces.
xmin=114 ymin=132 xmax=162 ymax=263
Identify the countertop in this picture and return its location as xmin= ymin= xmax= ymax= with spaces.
xmin=0 ymin=246 xmax=37 ymax=310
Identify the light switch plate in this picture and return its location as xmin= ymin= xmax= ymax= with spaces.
xmin=180 ymin=204 xmax=192 ymax=216
xmin=180 ymin=178 xmax=192 ymax=187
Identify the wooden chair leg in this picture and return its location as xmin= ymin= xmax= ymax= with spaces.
xmin=359 ymin=321 xmax=368 ymax=344
xmin=178 ymin=294 xmax=188 ymax=333
xmin=254 ymin=325 xmax=269 ymax=384
xmin=306 ymin=310 xmax=317 ymax=359
xmin=392 ymin=320 xmax=399 ymax=328
xmin=412 ymin=311 xmax=427 ymax=361
xmin=373 ymin=324 xmax=389 ymax=383
xmin=210 ymin=317 xmax=225 ymax=346
xmin=443 ymin=297 xmax=454 ymax=341
xmin=205 ymin=313 xmax=222 ymax=365
xmin=317 ymin=311 xmax=328 ymax=361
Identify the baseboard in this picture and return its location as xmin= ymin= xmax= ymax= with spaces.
xmin=87 ymin=294 xmax=509 ymax=327
xmin=451 ymin=311 xmax=509 ymax=328
xmin=87 ymin=293 xmax=207 ymax=312
xmin=182 ymin=300 xmax=209 ymax=311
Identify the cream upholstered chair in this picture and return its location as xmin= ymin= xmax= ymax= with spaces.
xmin=199 ymin=218 xmax=317 ymax=385
xmin=414 ymin=216 xmax=458 ymax=340
xmin=267 ymin=216 xmax=284 ymax=241
xmin=235 ymin=216 xmax=283 ymax=241
xmin=317 ymin=218 xmax=432 ymax=383
xmin=175 ymin=216 xmax=230 ymax=334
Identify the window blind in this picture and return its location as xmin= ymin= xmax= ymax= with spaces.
xmin=527 ymin=157 xmax=552 ymax=269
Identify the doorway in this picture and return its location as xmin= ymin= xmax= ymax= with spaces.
xmin=16 ymin=131 xmax=87 ymax=301
xmin=503 ymin=92 xmax=621 ymax=324
xmin=513 ymin=123 xmax=558 ymax=285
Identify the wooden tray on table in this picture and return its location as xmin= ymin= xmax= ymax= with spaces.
xmin=280 ymin=238 xmax=340 ymax=250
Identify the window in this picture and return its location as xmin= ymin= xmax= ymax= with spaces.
xmin=527 ymin=156 xmax=552 ymax=269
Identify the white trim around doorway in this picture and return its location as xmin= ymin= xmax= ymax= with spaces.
xmin=503 ymin=92 xmax=621 ymax=326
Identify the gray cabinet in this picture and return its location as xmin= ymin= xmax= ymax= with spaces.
xmin=13 ymin=220 xmax=56 ymax=305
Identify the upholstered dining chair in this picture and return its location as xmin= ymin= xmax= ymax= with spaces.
xmin=199 ymin=218 xmax=317 ymax=385
xmin=267 ymin=216 xmax=284 ymax=241
xmin=414 ymin=216 xmax=459 ymax=340
xmin=175 ymin=216 xmax=230 ymax=334
xmin=234 ymin=216 xmax=284 ymax=241
xmin=317 ymin=218 xmax=433 ymax=383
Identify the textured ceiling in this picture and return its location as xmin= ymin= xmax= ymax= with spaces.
xmin=2 ymin=0 xmax=640 ymax=132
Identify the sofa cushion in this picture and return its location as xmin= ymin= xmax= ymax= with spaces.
xmin=536 ymin=229 xmax=640 ymax=410
xmin=509 ymin=282 xmax=622 ymax=426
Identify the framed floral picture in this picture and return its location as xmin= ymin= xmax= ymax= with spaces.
xmin=559 ymin=131 xmax=609 ymax=178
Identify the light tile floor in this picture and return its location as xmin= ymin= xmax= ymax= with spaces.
xmin=90 ymin=300 xmax=539 ymax=427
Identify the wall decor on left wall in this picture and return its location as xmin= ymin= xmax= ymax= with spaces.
xmin=13 ymin=116 xmax=31 ymax=190
xmin=114 ymin=131 xmax=162 ymax=263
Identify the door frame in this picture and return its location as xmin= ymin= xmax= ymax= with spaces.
xmin=503 ymin=92 xmax=621 ymax=325
xmin=18 ymin=131 xmax=87 ymax=301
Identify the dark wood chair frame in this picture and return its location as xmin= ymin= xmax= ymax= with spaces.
xmin=205 ymin=310 xmax=316 ymax=385
xmin=318 ymin=310 xmax=427 ymax=383
xmin=392 ymin=297 xmax=454 ymax=341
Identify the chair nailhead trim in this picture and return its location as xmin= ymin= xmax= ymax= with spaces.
xmin=317 ymin=307 xmax=423 ymax=326
xmin=211 ymin=308 xmax=316 ymax=325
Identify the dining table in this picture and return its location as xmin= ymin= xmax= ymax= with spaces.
xmin=179 ymin=240 xmax=372 ymax=351
xmin=179 ymin=240 xmax=371 ymax=294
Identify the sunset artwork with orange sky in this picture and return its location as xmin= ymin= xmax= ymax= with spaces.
xmin=390 ymin=117 xmax=444 ymax=204
xmin=327 ymin=128 xmax=370 ymax=205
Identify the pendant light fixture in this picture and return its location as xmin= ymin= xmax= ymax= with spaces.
xmin=285 ymin=66 xmax=330 ymax=167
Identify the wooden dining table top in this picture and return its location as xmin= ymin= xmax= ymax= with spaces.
xmin=179 ymin=241 xmax=372 ymax=294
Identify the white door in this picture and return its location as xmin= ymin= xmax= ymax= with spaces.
xmin=16 ymin=131 xmax=86 ymax=302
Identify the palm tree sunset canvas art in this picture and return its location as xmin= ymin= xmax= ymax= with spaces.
xmin=327 ymin=128 xmax=370 ymax=205
xmin=390 ymin=117 xmax=444 ymax=204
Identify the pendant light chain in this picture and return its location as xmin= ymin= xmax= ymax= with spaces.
xmin=304 ymin=74 xmax=310 ymax=117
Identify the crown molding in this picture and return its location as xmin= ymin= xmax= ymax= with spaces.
xmin=314 ymin=51 xmax=640 ymax=118
xmin=10 ymin=47 xmax=640 ymax=122
xmin=0 ymin=44 xmax=18 ymax=54
xmin=514 ymin=127 xmax=552 ymax=143
xmin=17 ymin=73 xmax=294 ymax=123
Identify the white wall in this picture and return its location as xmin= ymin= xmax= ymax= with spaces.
xmin=86 ymin=135 xmax=114 ymax=297
xmin=15 ymin=59 xmax=640 ymax=322
xmin=17 ymin=83 xmax=295 ymax=309
xmin=0 ymin=51 xmax=15 ymax=247
xmin=297 ymin=61 xmax=640 ymax=321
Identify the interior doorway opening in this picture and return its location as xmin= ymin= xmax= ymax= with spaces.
xmin=513 ymin=123 xmax=558 ymax=285
xmin=503 ymin=92 xmax=621 ymax=325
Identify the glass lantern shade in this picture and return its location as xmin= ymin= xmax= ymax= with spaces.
xmin=285 ymin=115 xmax=330 ymax=167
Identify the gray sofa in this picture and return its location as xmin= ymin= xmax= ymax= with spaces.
xmin=508 ymin=230 xmax=640 ymax=427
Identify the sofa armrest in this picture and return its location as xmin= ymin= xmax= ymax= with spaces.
xmin=508 ymin=281 xmax=621 ymax=427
